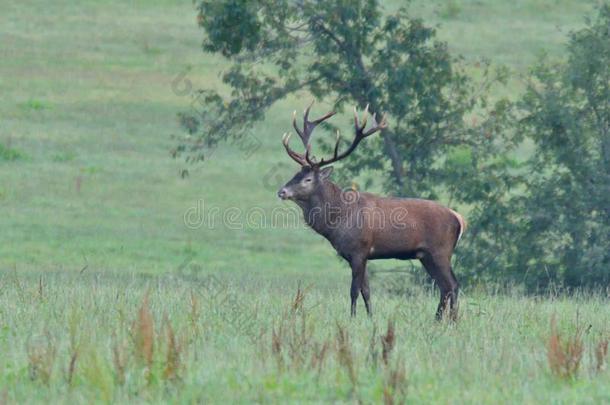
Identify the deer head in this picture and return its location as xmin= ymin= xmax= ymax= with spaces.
xmin=277 ymin=102 xmax=387 ymax=201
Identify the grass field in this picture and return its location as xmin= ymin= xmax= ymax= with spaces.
xmin=1 ymin=0 xmax=608 ymax=403
xmin=1 ymin=271 xmax=609 ymax=403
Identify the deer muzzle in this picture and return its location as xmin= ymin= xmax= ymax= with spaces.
xmin=277 ymin=187 xmax=293 ymax=200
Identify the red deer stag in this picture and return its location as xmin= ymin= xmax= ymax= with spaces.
xmin=277 ymin=103 xmax=466 ymax=320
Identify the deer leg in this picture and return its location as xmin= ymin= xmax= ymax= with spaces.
xmin=350 ymin=275 xmax=359 ymax=317
xmin=448 ymin=267 xmax=460 ymax=321
xmin=361 ymin=264 xmax=372 ymax=317
xmin=349 ymin=257 xmax=366 ymax=317
xmin=420 ymin=255 xmax=459 ymax=321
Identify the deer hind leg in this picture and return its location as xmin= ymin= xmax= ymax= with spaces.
xmin=420 ymin=255 xmax=459 ymax=321
xmin=448 ymin=267 xmax=460 ymax=320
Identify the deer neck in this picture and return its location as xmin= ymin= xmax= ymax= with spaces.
xmin=297 ymin=181 xmax=344 ymax=236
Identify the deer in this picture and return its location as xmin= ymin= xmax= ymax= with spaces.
xmin=277 ymin=103 xmax=466 ymax=320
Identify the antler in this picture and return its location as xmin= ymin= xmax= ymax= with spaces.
xmin=317 ymin=104 xmax=387 ymax=167
xmin=282 ymin=101 xmax=336 ymax=167
xmin=282 ymin=132 xmax=310 ymax=166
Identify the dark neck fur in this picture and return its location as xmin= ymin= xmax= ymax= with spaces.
xmin=296 ymin=181 xmax=343 ymax=236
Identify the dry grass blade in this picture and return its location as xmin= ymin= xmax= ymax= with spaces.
xmin=163 ymin=315 xmax=182 ymax=382
xmin=271 ymin=323 xmax=284 ymax=371
xmin=132 ymin=292 xmax=155 ymax=371
xmin=335 ymin=323 xmax=356 ymax=386
xmin=27 ymin=334 xmax=57 ymax=385
xmin=381 ymin=319 xmax=395 ymax=366
xmin=547 ymin=317 xmax=584 ymax=380
xmin=310 ymin=340 xmax=330 ymax=376
xmin=189 ymin=290 xmax=200 ymax=335
xmin=112 ymin=334 xmax=127 ymax=386
xmin=383 ymin=357 xmax=407 ymax=405
xmin=38 ymin=276 xmax=44 ymax=301
xmin=66 ymin=351 xmax=78 ymax=386
xmin=291 ymin=282 xmax=311 ymax=313
xmin=65 ymin=310 xmax=81 ymax=387
xmin=269 ymin=288 xmax=328 ymax=375
xmin=594 ymin=338 xmax=608 ymax=373
xmin=368 ymin=325 xmax=379 ymax=369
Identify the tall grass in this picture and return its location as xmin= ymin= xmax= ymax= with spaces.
xmin=0 ymin=271 xmax=608 ymax=403
xmin=547 ymin=317 xmax=584 ymax=380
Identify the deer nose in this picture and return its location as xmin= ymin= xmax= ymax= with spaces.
xmin=278 ymin=188 xmax=289 ymax=200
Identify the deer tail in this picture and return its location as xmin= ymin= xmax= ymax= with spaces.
xmin=449 ymin=209 xmax=467 ymax=248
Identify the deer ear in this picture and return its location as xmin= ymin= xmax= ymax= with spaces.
xmin=319 ymin=166 xmax=333 ymax=180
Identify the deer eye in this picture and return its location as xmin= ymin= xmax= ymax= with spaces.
xmin=304 ymin=177 xmax=313 ymax=183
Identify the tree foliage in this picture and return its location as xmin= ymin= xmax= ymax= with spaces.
xmin=512 ymin=5 xmax=610 ymax=289
xmin=459 ymin=5 xmax=610 ymax=290
xmin=176 ymin=0 xmax=508 ymax=195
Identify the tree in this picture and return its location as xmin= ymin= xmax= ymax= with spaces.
xmin=458 ymin=5 xmax=610 ymax=290
xmin=175 ymin=0 xmax=509 ymax=193
xmin=512 ymin=5 xmax=610 ymax=289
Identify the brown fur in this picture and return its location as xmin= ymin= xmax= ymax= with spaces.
xmin=279 ymin=168 xmax=464 ymax=320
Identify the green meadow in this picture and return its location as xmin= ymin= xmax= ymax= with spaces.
xmin=0 ymin=0 xmax=607 ymax=403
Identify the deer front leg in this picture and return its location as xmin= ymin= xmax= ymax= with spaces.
xmin=361 ymin=265 xmax=372 ymax=316
xmin=349 ymin=257 xmax=367 ymax=317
